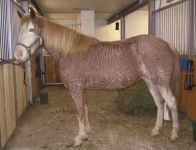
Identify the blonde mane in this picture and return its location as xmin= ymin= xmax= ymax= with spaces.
xmin=40 ymin=18 xmax=99 ymax=55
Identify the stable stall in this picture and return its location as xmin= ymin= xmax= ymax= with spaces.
xmin=0 ymin=0 xmax=196 ymax=149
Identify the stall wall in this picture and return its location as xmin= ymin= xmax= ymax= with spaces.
xmin=0 ymin=64 xmax=27 ymax=148
xmin=125 ymin=5 xmax=148 ymax=38
xmin=31 ymin=56 xmax=42 ymax=99
xmin=155 ymin=0 xmax=182 ymax=10
xmin=153 ymin=0 xmax=196 ymax=120
xmin=154 ymin=0 xmax=189 ymax=55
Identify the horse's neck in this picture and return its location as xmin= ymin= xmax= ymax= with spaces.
xmin=40 ymin=19 xmax=98 ymax=62
xmin=43 ymin=47 xmax=64 ymax=63
xmin=41 ymin=21 xmax=74 ymax=61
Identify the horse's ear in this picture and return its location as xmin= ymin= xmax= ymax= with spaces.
xmin=29 ymin=8 xmax=36 ymax=18
xmin=17 ymin=10 xmax=23 ymax=18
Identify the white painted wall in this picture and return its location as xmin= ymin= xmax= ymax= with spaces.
xmin=51 ymin=19 xmax=121 ymax=41
xmin=50 ymin=5 xmax=148 ymax=41
xmin=95 ymin=20 xmax=121 ymax=41
xmin=125 ymin=6 xmax=148 ymax=38
xmin=50 ymin=20 xmax=79 ymax=30
xmin=80 ymin=10 xmax=95 ymax=36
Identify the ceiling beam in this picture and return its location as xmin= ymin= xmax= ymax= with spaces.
xmin=107 ymin=0 xmax=148 ymax=24
xmin=29 ymin=0 xmax=43 ymax=15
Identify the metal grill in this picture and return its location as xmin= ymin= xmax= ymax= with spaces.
xmin=155 ymin=0 xmax=190 ymax=55
xmin=0 ymin=0 xmax=21 ymax=61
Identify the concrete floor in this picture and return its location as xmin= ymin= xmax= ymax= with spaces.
xmin=5 ymin=86 xmax=196 ymax=150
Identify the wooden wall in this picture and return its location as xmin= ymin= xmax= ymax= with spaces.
xmin=44 ymin=56 xmax=61 ymax=83
xmin=179 ymin=59 xmax=196 ymax=120
xmin=31 ymin=56 xmax=41 ymax=100
xmin=0 ymin=64 xmax=27 ymax=148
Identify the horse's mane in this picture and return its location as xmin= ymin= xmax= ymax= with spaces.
xmin=22 ymin=15 xmax=99 ymax=55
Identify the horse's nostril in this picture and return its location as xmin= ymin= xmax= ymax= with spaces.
xmin=14 ymin=49 xmax=24 ymax=60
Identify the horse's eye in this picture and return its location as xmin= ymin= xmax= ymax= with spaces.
xmin=29 ymin=29 xmax=34 ymax=32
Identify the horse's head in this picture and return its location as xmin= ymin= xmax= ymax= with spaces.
xmin=14 ymin=9 xmax=42 ymax=62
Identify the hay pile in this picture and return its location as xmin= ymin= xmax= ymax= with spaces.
xmin=117 ymin=80 xmax=156 ymax=114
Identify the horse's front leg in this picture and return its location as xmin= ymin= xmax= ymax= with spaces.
xmin=69 ymin=85 xmax=87 ymax=147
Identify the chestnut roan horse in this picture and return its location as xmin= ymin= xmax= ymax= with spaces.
xmin=14 ymin=11 xmax=180 ymax=147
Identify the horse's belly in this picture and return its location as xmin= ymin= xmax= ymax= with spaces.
xmin=86 ymin=75 xmax=139 ymax=90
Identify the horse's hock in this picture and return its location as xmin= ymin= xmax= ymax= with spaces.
xmin=117 ymin=80 xmax=156 ymax=114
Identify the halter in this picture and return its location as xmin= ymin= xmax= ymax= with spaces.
xmin=0 ymin=31 xmax=42 ymax=68
xmin=0 ymin=20 xmax=43 ymax=86
xmin=0 ymin=26 xmax=42 ymax=70
xmin=16 ymin=27 xmax=42 ymax=62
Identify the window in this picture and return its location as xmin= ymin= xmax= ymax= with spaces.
xmin=0 ymin=0 xmax=21 ymax=61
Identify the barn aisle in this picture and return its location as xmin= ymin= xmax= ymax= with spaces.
xmin=5 ymin=86 xmax=196 ymax=150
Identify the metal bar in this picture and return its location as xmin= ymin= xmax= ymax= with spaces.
xmin=107 ymin=0 xmax=148 ymax=25
xmin=188 ymin=0 xmax=194 ymax=57
xmin=153 ymin=0 xmax=187 ymax=13
xmin=30 ymin=0 xmax=43 ymax=15
xmin=194 ymin=0 xmax=196 ymax=55
xmin=11 ymin=0 xmax=25 ymax=13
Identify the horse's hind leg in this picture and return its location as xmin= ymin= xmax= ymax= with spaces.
xmin=143 ymin=78 xmax=164 ymax=137
xmin=85 ymin=105 xmax=91 ymax=132
xmin=68 ymin=86 xmax=87 ymax=147
xmin=158 ymin=86 xmax=179 ymax=141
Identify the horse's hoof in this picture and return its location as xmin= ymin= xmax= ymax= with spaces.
xmin=170 ymin=134 xmax=178 ymax=142
xmin=66 ymin=142 xmax=74 ymax=148
xmin=150 ymin=129 xmax=159 ymax=138
xmin=66 ymin=140 xmax=82 ymax=148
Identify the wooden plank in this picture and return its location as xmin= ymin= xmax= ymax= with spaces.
xmin=3 ymin=65 xmax=16 ymax=141
xmin=0 ymin=65 xmax=7 ymax=148
xmin=14 ymin=66 xmax=27 ymax=117
xmin=0 ymin=64 xmax=28 ymax=148
xmin=187 ymin=59 xmax=196 ymax=120
xmin=179 ymin=59 xmax=196 ymax=120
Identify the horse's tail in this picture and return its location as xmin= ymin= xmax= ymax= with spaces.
xmin=170 ymin=45 xmax=180 ymax=101
xmin=164 ymin=45 xmax=180 ymax=121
